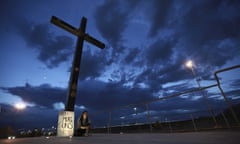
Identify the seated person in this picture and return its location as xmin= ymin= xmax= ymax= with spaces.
xmin=77 ymin=111 xmax=91 ymax=136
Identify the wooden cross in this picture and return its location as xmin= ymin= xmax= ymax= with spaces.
xmin=51 ymin=16 xmax=105 ymax=111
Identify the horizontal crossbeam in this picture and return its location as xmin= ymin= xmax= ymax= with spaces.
xmin=51 ymin=16 xmax=105 ymax=49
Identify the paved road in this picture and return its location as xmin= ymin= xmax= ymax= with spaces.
xmin=0 ymin=131 xmax=239 ymax=144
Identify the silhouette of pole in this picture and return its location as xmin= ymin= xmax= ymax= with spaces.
xmin=185 ymin=60 xmax=218 ymax=127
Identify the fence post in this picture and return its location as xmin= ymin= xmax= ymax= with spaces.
xmin=221 ymin=112 xmax=231 ymax=128
xmin=166 ymin=118 xmax=172 ymax=133
xmin=146 ymin=103 xmax=152 ymax=133
xmin=108 ymin=111 xmax=111 ymax=134
xmin=214 ymin=65 xmax=240 ymax=126
xmin=190 ymin=114 xmax=198 ymax=132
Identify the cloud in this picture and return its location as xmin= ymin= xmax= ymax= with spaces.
xmin=123 ymin=47 xmax=141 ymax=64
xmin=53 ymin=102 xmax=65 ymax=110
xmin=145 ymin=39 xmax=174 ymax=65
xmin=146 ymin=0 xmax=174 ymax=37
xmin=18 ymin=22 xmax=74 ymax=68
xmin=75 ymin=80 xmax=155 ymax=111
xmin=175 ymin=0 xmax=240 ymax=67
xmin=79 ymin=49 xmax=108 ymax=80
xmin=94 ymin=0 xmax=142 ymax=60
xmin=0 ymin=2 xmax=74 ymax=68
xmin=1 ymin=83 xmax=66 ymax=108
xmin=1 ymin=78 xmax=239 ymax=128
xmin=93 ymin=0 xmax=240 ymax=91
xmin=1 ymin=80 xmax=154 ymax=112
xmin=94 ymin=0 xmax=129 ymax=48
xmin=230 ymin=79 xmax=240 ymax=89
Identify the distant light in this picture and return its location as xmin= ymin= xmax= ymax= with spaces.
xmin=185 ymin=60 xmax=193 ymax=68
xmin=8 ymin=136 xmax=16 ymax=139
xmin=15 ymin=103 xmax=26 ymax=110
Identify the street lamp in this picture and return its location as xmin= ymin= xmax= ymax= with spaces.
xmin=185 ymin=60 xmax=196 ymax=77
xmin=134 ymin=107 xmax=137 ymax=124
xmin=185 ymin=60 xmax=193 ymax=68
xmin=185 ymin=60 xmax=218 ymax=127
xmin=14 ymin=103 xmax=26 ymax=111
xmin=12 ymin=102 xmax=27 ymax=135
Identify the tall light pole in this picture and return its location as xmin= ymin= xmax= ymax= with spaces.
xmin=134 ymin=107 xmax=137 ymax=124
xmin=13 ymin=102 xmax=26 ymax=133
xmin=185 ymin=60 xmax=218 ymax=127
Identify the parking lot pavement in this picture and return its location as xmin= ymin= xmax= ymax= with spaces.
xmin=0 ymin=131 xmax=239 ymax=144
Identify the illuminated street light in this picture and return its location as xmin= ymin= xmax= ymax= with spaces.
xmin=133 ymin=107 xmax=137 ymax=116
xmin=185 ymin=60 xmax=193 ymax=68
xmin=12 ymin=102 xmax=26 ymax=135
xmin=133 ymin=107 xmax=137 ymax=124
xmin=133 ymin=107 xmax=137 ymax=111
xmin=185 ymin=60 xmax=196 ymax=76
xmin=15 ymin=102 xmax=26 ymax=110
xmin=185 ymin=60 xmax=218 ymax=126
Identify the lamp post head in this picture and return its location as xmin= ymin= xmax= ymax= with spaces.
xmin=185 ymin=60 xmax=194 ymax=69
xmin=15 ymin=102 xmax=26 ymax=110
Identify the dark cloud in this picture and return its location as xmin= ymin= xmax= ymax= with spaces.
xmin=134 ymin=56 xmax=189 ymax=93
xmin=94 ymin=0 xmax=141 ymax=61
xmin=181 ymin=0 xmax=240 ymax=42
xmin=158 ymin=61 xmax=189 ymax=83
xmin=18 ymin=22 xmax=74 ymax=68
xmin=1 ymin=83 xmax=66 ymax=108
xmin=94 ymin=0 xmax=129 ymax=48
xmin=93 ymin=0 xmax=240 ymax=90
xmin=230 ymin=79 xmax=240 ymax=89
xmin=1 ymin=80 xmax=154 ymax=112
xmin=1 ymin=78 xmax=239 ymax=128
xmin=76 ymin=80 xmax=155 ymax=111
xmin=176 ymin=0 xmax=240 ymax=67
xmin=0 ymin=1 xmax=74 ymax=68
xmin=123 ymin=47 xmax=140 ymax=64
xmin=79 ymin=48 xmax=108 ymax=80
xmin=25 ymin=24 xmax=73 ymax=68
xmin=146 ymin=39 xmax=174 ymax=65
xmin=147 ymin=0 xmax=173 ymax=37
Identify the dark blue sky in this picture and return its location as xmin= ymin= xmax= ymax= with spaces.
xmin=0 ymin=0 xmax=240 ymax=130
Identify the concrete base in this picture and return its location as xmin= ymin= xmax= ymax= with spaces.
xmin=57 ymin=111 xmax=74 ymax=137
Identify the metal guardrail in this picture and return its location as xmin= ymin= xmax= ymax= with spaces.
xmin=91 ymin=65 xmax=240 ymax=133
xmin=214 ymin=65 xmax=240 ymax=126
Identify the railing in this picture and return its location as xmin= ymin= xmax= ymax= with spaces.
xmin=90 ymin=65 xmax=240 ymax=133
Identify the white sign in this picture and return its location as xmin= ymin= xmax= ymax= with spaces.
xmin=57 ymin=111 xmax=74 ymax=136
